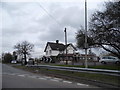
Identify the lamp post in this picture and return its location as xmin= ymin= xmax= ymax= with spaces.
xmin=64 ymin=28 xmax=68 ymax=65
xmin=85 ymin=0 xmax=88 ymax=68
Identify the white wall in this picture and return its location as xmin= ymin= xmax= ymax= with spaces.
xmin=45 ymin=45 xmax=51 ymax=56
xmin=64 ymin=45 xmax=75 ymax=54
xmin=45 ymin=44 xmax=76 ymax=56
xmin=51 ymin=50 xmax=59 ymax=56
xmin=45 ymin=45 xmax=59 ymax=56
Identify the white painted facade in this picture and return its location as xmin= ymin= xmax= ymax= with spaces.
xmin=45 ymin=44 xmax=76 ymax=56
xmin=45 ymin=45 xmax=59 ymax=56
xmin=64 ymin=44 xmax=75 ymax=54
xmin=45 ymin=45 xmax=51 ymax=56
xmin=51 ymin=50 xmax=59 ymax=56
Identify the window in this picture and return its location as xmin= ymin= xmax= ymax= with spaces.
xmin=102 ymin=57 xmax=108 ymax=59
xmin=49 ymin=50 xmax=52 ymax=55
xmin=46 ymin=51 xmax=48 ymax=55
xmin=108 ymin=57 xmax=115 ymax=60
xmin=70 ymin=57 xmax=73 ymax=60
xmin=60 ymin=51 xmax=63 ymax=54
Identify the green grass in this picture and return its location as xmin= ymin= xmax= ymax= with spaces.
xmin=56 ymin=64 xmax=120 ymax=70
xmin=39 ymin=63 xmax=120 ymax=70
xmin=45 ymin=69 xmax=119 ymax=86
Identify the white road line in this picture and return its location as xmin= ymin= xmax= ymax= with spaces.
xmin=50 ymin=79 xmax=59 ymax=82
xmin=22 ymin=74 xmax=29 ymax=76
xmin=38 ymin=78 xmax=47 ymax=80
xmin=77 ymin=83 xmax=89 ymax=86
xmin=28 ymin=76 xmax=37 ymax=78
xmin=63 ymin=81 xmax=72 ymax=84
xmin=44 ymin=76 xmax=52 ymax=79
xmin=53 ymin=78 xmax=62 ymax=80
xmin=18 ymin=75 xmax=25 ymax=77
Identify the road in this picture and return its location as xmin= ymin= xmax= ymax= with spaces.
xmin=2 ymin=64 xmax=98 ymax=88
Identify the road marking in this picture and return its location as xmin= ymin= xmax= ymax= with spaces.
xmin=77 ymin=83 xmax=89 ymax=86
xmin=44 ymin=76 xmax=52 ymax=79
xmin=38 ymin=78 xmax=47 ymax=80
xmin=53 ymin=78 xmax=62 ymax=80
xmin=18 ymin=75 xmax=25 ymax=77
xmin=28 ymin=76 xmax=37 ymax=78
xmin=50 ymin=79 xmax=59 ymax=82
xmin=63 ymin=80 xmax=72 ymax=84
xmin=22 ymin=74 xmax=29 ymax=76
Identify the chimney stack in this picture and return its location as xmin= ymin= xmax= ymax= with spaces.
xmin=56 ymin=40 xmax=59 ymax=44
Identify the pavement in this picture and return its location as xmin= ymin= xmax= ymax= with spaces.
xmin=2 ymin=64 xmax=98 ymax=88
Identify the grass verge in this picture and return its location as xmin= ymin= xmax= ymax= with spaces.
xmin=39 ymin=63 xmax=120 ymax=70
xmin=56 ymin=64 xmax=120 ymax=70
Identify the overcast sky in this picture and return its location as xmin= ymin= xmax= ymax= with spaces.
xmin=1 ymin=0 xmax=111 ymax=58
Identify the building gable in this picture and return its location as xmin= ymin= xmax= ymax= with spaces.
xmin=66 ymin=44 xmax=77 ymax=51
xmin=44 ymin=41 xmax=77 ymax=56
xmin=44 ymin=42 xmax=65 ymax=52
xmin=67 ymin=44 xmax=74 ymax=50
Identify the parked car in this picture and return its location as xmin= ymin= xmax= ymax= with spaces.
xmin=99 ymin=56 xmax=120 ymax=64
xmin=11 ymin=60 xmax=17 ymax=64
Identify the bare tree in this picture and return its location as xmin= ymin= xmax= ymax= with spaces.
xmin=76 ymin=1 xmax=120 ymax=58
xmin=89 ymin=1 xmax=120 ymax=58
xmin=14 ymin=41 xmax=34 ymax=65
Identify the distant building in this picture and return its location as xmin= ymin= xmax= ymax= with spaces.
xmin=44 ymin=40 xmax=77 ymax=56
xmin=44 ymin=40 xmax=98 ymax=63
xmin=44 ymin=40 xmax=77 ymax=62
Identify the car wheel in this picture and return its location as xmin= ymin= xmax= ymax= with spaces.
xmin=101 ymin=61 xmax=106 ymax=64
xmin=115 ymin=61 xmax=120 ymax=64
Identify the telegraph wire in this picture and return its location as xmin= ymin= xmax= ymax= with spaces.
xmin=35 ymin=2 xmax=62 ymax=27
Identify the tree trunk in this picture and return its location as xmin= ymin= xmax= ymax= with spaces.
xmin=24 ymin=54 xmax=27 ymax=65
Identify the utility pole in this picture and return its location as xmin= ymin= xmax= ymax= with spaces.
xmin=64 ymin=28 xmax=68 ymax=65
xmin=85 ymin=0 xmax=88 ymax=68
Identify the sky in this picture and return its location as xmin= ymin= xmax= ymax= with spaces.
xmin=0 ymin=0 xmax=112 ymax=58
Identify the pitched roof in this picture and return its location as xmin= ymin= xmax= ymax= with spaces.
xmin=66 ymin=43 xmax=77 ymax=51
xmin=44 ymin=42 xmax=65 ymax=52
xmin=44 ymin=42 xmax=77 ymax=52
